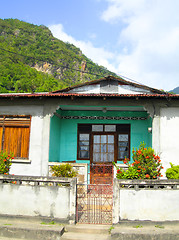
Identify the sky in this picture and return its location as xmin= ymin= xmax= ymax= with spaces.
xmin=1 ymin=0 xmax=179 ymax=91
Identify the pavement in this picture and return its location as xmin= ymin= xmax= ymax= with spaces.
xmin=111 ymin=221 xmax=179 ymax=240
xmin=0 ymin=215 xmax=65 ymax=240
xmin=0 ymin=216 xmax=179 ymax=240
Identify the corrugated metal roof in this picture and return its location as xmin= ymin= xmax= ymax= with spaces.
xmin=0 ymin=92 xmax=178 ymax=99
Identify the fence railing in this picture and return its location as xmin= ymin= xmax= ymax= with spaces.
xmin=0 ymin=174 xmax=76 ymax=186
xmin=117 ymin=179 xmax=179 ymax=190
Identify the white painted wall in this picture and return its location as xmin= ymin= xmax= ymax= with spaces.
xmin=0 ymin=105 xmax=49 ymax=176
xmin=120 ymin=189 xmax=179 ymax=221
xmin=160 ymin=107 xmax=179 ymax=173
xmin=0 ymin=183 xmax=70 ymax=219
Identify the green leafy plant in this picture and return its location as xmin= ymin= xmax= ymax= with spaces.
xmin=114 ymin=142 xmax=163 ymax=179
xmin=0 ymin=151 xmax=14 ymax=174
xmin=50 ymin=163 xmax=78 ymax=178
xmin=166 ymin=163 xmax=179 ymax=179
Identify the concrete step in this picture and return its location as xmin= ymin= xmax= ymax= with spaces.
xmin=111 ymin=232 xmax=179 ymax=240
xmin=0 ymin=238 xmax=23 ymax=240
xmin=0 ymin=226 xmax=64 ymax=240
xmin=61 ymin=232 xmax=110 ymax=240
xmin=0 ymin=238 xmax=24 ymax=240
xmin=0 ymin=222 xmax=64 ymax=240
xmin=111 ymin=224 xmax=179 ymax=240
xmin=65 ymin=224 xmax=110 ymax=234
xmin=61 ymin=224 xmax=111 ymax=240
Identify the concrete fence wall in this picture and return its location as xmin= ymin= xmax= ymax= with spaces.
xmin=0 ymin=175 xmax=77 ymax=223
xmin=113 ymin=179 xmax=179 ymax=223
xmin=1 ymin=175 xmax=179 ymax=224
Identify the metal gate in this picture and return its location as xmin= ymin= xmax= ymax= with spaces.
xmin=76 ymin=184 xmax=113 ymax=224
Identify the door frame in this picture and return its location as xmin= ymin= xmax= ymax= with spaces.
xmin=90 ymin=132 xmax=118 ymax=165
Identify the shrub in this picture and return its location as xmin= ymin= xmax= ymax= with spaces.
xmin=50 ymin=163 xmax=78 ymax=178
xmin=0 ymin=151 xmax=14 ymax=174
xmin=114 ymin=142 xmax=163 ymax=179
xmin=166 ymin=163 xmax=179 ymax=179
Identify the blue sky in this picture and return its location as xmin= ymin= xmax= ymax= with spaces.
xmin=1 ymin=0 xmax=179 ymax=90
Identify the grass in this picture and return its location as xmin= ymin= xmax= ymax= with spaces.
xmin=155 ymin=225 xmax=164 ymax=229
xmin=109 ymin=225 xmax=114 ymax=234
xmin=133 ymin=225 xmax=143 ymax=228
xmin=41 ymin=221 xmax=56 ymax=225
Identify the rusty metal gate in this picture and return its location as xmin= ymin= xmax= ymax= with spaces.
xmin=76 ymin=184 xmax=113 ymax=224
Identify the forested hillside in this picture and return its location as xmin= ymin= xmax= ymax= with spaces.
xmin=170 ymin=87 xmax=179 ymax=94
xmin=0 ymin=18 xmax=118 ymax=93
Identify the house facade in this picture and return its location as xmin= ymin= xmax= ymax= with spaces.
xmin=0 ymin=76 xmax=179 ymax=182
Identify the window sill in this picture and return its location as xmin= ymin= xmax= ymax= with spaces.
xmin=12 ymin=159 xmax=31 ymax=164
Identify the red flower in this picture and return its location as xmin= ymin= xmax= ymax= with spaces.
xmin=145 ymin=174 xmax=150 ymax=178
xmin=137 ymin=170 xmax=141 ymax=172
xmin=117 ymin=169 xmax=120 ymax=174
xmin=146 ymin=156 xmax=149 ymax=159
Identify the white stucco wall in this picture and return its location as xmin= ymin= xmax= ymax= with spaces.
xmin=120 ymin=189 xmax=179 ymax=221
xmin=0 ymin=183 xmax=70 ymax=219
xmin=160 ymin=107 xmax=179 ymax=172
xmin=0 ymin=104 xmax=50 ymax=176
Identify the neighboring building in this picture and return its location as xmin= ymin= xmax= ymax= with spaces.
xmin=0 ymin=76 xmax=178 ymax=182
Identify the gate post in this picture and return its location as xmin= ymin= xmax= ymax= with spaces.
xmin=113 ymin=178 xmax=120 ymax=224
xmin=69 ymin=177 xmax=77 ymax=224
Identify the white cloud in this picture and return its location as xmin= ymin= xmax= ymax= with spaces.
xmin=49 ymin=23 xmax=117 ymax=74
xmin=101 ymin=0 xmax=179 ymax=90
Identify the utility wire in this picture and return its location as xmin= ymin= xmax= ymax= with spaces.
xmin=0 ymin=46 xmax=145 ymax=86
xmin=0 ymin=47 xmax=105 ymax=77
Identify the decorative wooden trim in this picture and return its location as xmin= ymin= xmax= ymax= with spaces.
xmin=61 ymin=116 xmax=147 ymax=120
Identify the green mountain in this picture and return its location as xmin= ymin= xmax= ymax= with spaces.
xmin=169 ymin=87 xmax=179 ymax=94
xmin=0 ymin=18 xmax=118 ymax=93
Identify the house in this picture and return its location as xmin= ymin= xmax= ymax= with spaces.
xmin=0 ymin=75 xmax=179 ymax=183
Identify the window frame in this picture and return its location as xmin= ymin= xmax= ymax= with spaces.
xmin=117 ymin=124 xmax=130 ymax=161
xmin=77 ymin=124 xmax=130 ymax=162
xmin=77 ymin=124 xmax=91 ymax=160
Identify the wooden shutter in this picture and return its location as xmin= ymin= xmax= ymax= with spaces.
xmin=0 ymin=127 xmax=3 ymax=151
xmin=0 ymin=116 xmax=31 ymax=159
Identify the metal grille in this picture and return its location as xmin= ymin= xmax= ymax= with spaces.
xmin=76 ymin=184 xmax=113 ymax=224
